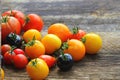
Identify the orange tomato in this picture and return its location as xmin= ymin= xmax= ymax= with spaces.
xmin=48 ymin=23 xmax=72 ymax=42
xmin=41 ymin=34 xmax=62 ymax=54
xmin=83 ymin=33 xmax=102 ymax=54
xmin=1 ymin=68 xmax=5 ymax=80
xmin=25 ymin=40 xmax=45 ymax=59
xmin=26 ymin=58 xmax=49 ymax=80
xmin=23 ymin=29 xmax=42 ymax=42
xmin=64 ymin=39 xmax=86 ymax=61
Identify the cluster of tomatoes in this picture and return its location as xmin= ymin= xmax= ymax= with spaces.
xmin=1 ymin=10 xmax=102 ymax=80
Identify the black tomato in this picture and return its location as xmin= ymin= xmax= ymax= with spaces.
xmin=6 ymin=32 xmax=22 ymax=48
xmin=57 ymin=53 xmax=74 ymax=71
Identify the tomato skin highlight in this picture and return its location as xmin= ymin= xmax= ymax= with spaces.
xmin=13 ymin=54 xmax=28 ymax=69
xmin=23 ymin=14 xmax=44 ymax=31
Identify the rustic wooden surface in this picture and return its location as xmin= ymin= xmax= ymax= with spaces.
xmin=1 ymin=0 xmax=120 ymax=80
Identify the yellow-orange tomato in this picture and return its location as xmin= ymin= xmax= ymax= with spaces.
xmin=64 ymin=39 xmax=86 ymax=61
xmin=48 ymin=23 xmax=72 ymax=42
xmin=83 ymin=33 xmax=102 ymax=54
xmin=1 ymin=68 xmax=5 ymax=80
xmin=25 ymin=40 xmax=45 ymax=59
xmin=23 ymin=29 xmax=41 ymax=42
xmin=41 ymin=34 xmax=62 ymax=54
xmin=26 ymin=58 xmax=49 ymax=80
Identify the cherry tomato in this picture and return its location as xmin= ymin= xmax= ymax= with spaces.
xmin=6 ymin=32 xmax=22 ymax=48
xmin=13 ymin=54 xmax=28 ymax=69
xmin=23 ymin=14 xmax=44 ymax=31
xmin=1 ymin=44 xmax=11 ymax=56
xmin=13 ymin=48 xmax=25 ymax=55
xmin=1 ymin=16 xmax=21 ymax=44
xmin=39 ymin=55 xmax=56 ymax=68
xmin=70 ymin=27 xmax=86 ymax=40
xmin=3 ymin=51 xmax=15 ymax=65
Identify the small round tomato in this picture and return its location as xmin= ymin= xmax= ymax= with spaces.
xmin=26 ymin=58 xmax=49 ymax=80
xmin=83 ymin=33 xmax=102 ymax=54
xmin=41 ymin=34 xmax=62 ymax=54
xmin=13 ymin=48 xmax=25 ymax=55
xmin=25 ymin=40 xmax=45 ymax=59
xmin=1 ymin=44 xmax=11 ymax=56
xmin=39 ymin=55 xmax=56 ymax=68
xmin=70 ymin=27 xmax=86 ymax=40
xmin=3 ymin=51 xmax=15 ymax=65
xmin=64 ymin=39 xmax=86 ymax=61
xmin=23 ymin=29 xmax=42 ymax=43
xmin=2 ymin=10 xmax=25 ymax=27
xmin=13 ymin=54 xmax=28 ymax=69
xmin=23 ymin=14 xmax=44 ymax=31
xmin=1 ymin=16 xmax=21 ymax=44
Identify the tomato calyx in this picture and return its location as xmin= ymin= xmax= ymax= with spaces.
xmin=71 ymin=27 xmax=79 ymax=34
xmin=31 ymin=59 xmax=37 ymax=67
xmin=25 ymin=36 xmax=36 ymax=47
xmin=55 ymin=42 xmax=69 ymax=61
xmin=1 ymin=16 xmax=9 ymax=23
xmin=25 ymin=16 xmax=30 ymax=23
xmin=81 ymin=37 xmax=86 ymax=43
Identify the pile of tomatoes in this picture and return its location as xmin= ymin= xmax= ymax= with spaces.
xmin=1 ymin=10 xmax=102 ymax=80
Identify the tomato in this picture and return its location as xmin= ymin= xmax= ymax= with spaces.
xmin=26 ymin=58 xmax=49 ymax=80
xmin=48 ymin=23 xmax=72 ymax=42
xmin=70 ymin=29 xmax=86 ymax=40
xmin=1 ymin=16 xmax=21 ymax=44
xmin=23 ymin=29 xmax=42 ymax=43
xmin=23 ymin=14 xmax=44 ymax=31
xmin=13 ymin=48 xmax=25 ymax=55
xmin=1 ymin=44 xmax=11 ymax=56
xmin=25 ymin=40 xmax=45 ymax=59
xmin=1 ymin=68 xmax=5 ymax=80
xmin=64 ymin=39 xmax=86 ymax=61
xmin=41 ymin=34 xmax=62 ymax=54
xmin=2 ymin=10 xmax=25 ymax=28
xmin=13 ymin=54 xmax=28 ymax=69
xmin=83 ymin=33 xmax=102 ymax=54
xmin=3 ymin=51 xmax=15 ymax=65
xmin=39 ymin=55 xmax=56 ymax=68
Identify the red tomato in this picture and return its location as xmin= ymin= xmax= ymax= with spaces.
xmin=2 ymin=10 xmax=25 ymax=27
xmin=1 ymin=16 xmax=21 ymax=44
xmin=70 ymin=30 xmax=86 ymax=40
xmin=3 ymin=51 xmax=15 ymax=65
xmin=1 ymin=44 xmax=11 ymax=56
xmin=39 ymin=55 xmax=56 ymax=68
xmin=23 ymin=14 xmax=44 ymax=31
xmin=13 ymin=54 xmax=28 ymax=69
xmin=13 ymin=48 xmax=25 ymax=55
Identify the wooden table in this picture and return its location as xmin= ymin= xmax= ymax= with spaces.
xmin=1 ymin=0 xmax=120 ymax=80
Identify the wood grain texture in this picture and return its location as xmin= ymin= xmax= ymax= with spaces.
xmin=1 ymin=0 xmax=120 ymax=80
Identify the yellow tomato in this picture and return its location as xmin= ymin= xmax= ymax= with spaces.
xmin=25 ymin=40 xmax=45 ymax=59
xmin=1 ymin=68 xmax=5 ymax=80
xmin=83 ymin=33 xmax=102 ymax=54
xmin=26 ymin=58 xmax=49 ymax=80
xmin=64 ymin=39 xmax=86 ymax=61
xmin=41 ymin=34 xmax=62 ymax=54
xmin=23 ymin=29 xmax=42 ymax=42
